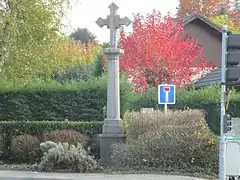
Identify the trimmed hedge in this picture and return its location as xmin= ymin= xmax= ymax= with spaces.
xmin=0 ymin=76 xmax=131 ymax=121
xmin=128 ymin=86 xmax=240 ymax=135
xmin=0 ymin=121 xmax=103 ymax=163
xmin=0 ymin=121 xmax=103 ymax=137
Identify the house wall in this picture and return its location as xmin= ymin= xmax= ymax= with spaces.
xmin=184 ymin=19 xmax=222 ymax=66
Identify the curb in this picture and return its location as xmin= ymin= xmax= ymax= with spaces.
xmin=0 ymin=170 xmax=211 ymax=180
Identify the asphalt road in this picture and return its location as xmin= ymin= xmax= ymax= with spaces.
xmin=0 ymin=170 xmax=211 ymax=180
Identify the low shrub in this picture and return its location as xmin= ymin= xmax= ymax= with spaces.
xmin=11 ymin=135 xmax=40 ymax=163
xmin=43 ymin=129 xmax=89 ymax=148
xmin=112 ymin=109 xmax=218 ymax=173
xmin=38 ymin=141 xmax=100 ymax=172
xmin=39 ymin=141 xmax=57 ymax=154
xmin=0 ymin=121 xmax=102 ymax=163
xmin=124 ymin=109 xmax=210 ymax=139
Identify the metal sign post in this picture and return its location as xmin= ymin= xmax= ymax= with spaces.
xmin=219 ymin=26 xmax=227 ymax=180
xmin=163 ymin=86 xmax=170 ymax=114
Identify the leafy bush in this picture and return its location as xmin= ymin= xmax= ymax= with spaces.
xmin=11 ymin=135 xmax=40 ymax=163
xmin=0 ymin=76 xmax=131 ymax=122
xmin=39 ymin=141 xmax=57 ymax=154
xmin=128 ymin=86 xmax=240 ymax=134
xmin=112 ymin=109 xmax=218 ymax=173
xmin=124 ymin=109 xmax=209 ymax=139
xmin=43 ymin=129 xmax=89 ymax=148
xmin=54 ymin=54 xmax=105 ymax=83
xmin=92 ymin=54 xmax=106 ymax=77
xmin=38 ymin=141 xmax=100 ymax=172
xmin=54 ymin=64 xmax=95 ymax=83
xmin=0 ymin=121 xmax=102 ymax=163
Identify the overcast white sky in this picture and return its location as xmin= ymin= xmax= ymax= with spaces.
xmin=64 ymin=0 xmax=179 ymax=43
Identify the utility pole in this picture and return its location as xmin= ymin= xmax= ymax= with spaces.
xmin=219 ymin=25 xmax=227 ymax=180
xmin=219 ymin=24 xmax=240 ymax=179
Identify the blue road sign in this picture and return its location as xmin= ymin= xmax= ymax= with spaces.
xmin=158 ymin=84 xmax=176 ymax=104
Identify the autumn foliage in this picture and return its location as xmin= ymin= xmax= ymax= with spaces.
xmin=1 ymin=39 xmax=101 ymax=81
xmin=119 ymin=11 xmax=211 ymax=91
xmin=177 ymin=0 xmax=231 ymax=17
xmin=177 ymin=0 xmax=240 ymax=31
xmin=55 ymin=40 xmax=101 ymax=66
xmin=210 ymin=15 xmax=240 ymax=33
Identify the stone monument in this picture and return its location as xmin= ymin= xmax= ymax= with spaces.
xmin=96 ymin=2 xmax=131 ymax=163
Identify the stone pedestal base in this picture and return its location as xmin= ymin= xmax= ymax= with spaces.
xmin=102 ymin=118 xmax=124 ymax=134
xmin=98 ymin=133 xmax=125 ymax=165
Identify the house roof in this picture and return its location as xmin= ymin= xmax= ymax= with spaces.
xmin=182 ymin=13 xmax=223 ymax=32
xmin=176 ymin=13 xmax=232 ymax=35
xmin=177 ymin=13 xmax=230 ymax=88
xmin=194 ymin=67 xmax=221 ymax=88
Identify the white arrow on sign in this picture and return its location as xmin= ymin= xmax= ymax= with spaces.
xmin=164 ymin=87 xmax=170 ymax=103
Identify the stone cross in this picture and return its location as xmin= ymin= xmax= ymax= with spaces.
xmin=96 ymin=2 xmax=131 ymax=48
xmin=96 ymin=2 xmax=131 ymax=133
xmin=96 ymin=2 xmax=131 ymax=162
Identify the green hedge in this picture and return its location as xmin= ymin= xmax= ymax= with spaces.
xmin=0 ymin=121 xmax=103 ymax=137
xmin=0 ymin=76 xmax=131 ymax=121
xmin=128 ymin=86 xmax=240 ymax=135
xmin=0 ymin=121 xmax=103 ymax=162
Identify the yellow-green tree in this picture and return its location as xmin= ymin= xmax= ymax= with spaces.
xmin=0 ymin=0 xmax=101 ymax=82
xmin=55 ymin=40 xmax=101 ymax=67
xmin=210 ymin=15 xmax=240 ymax=33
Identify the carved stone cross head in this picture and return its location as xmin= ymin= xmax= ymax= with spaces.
xmin=96 ymin=2 xmax=131 ymax=30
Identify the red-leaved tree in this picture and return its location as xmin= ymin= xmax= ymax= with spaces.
xmin=177 ymin=0 xmax=240 ymax=27
xmin=177 ymin=0 xmax=231 ymax=17
xmin=119 ymin=11 xmax=213 ymax=92
xmin=177 ymin=0 xmax=240 ymax=34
